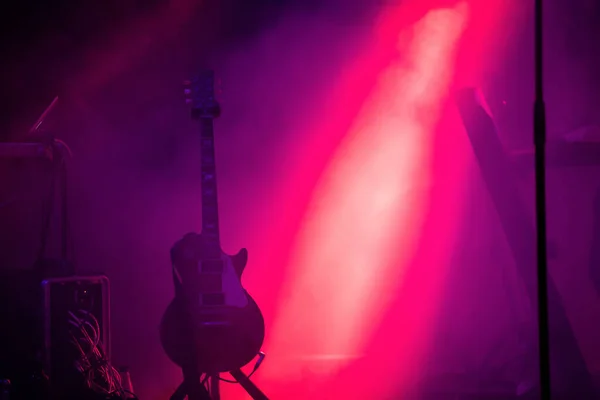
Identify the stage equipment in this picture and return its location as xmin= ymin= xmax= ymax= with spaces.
xmin=41 ymin=275 xmax=113 ymax=398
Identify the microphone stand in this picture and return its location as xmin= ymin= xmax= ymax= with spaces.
xmin=533 ymin=0 xmax=551 ymax=398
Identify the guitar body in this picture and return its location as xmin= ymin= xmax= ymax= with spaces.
xmin=160 ymin=244 xmax=265 ymax=373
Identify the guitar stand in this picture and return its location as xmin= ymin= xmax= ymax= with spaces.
xmin=170 ymin=366 xmax=269 ymax=400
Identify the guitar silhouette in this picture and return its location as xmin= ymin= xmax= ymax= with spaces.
xmin=159 ymin=71 xmax=265 ymax=374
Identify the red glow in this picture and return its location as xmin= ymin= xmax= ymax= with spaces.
xmin=215 ymin=3 xmax=481 ymax=399
xmin=175 ymin=1 xmax=509 ymax=398
xmin=270 ymin=0 xmax=467 ymax=365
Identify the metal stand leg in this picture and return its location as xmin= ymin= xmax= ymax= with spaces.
xmin=169 ymin=366 xmax=211 ymax=400
xmin=209 ymin=375 xmax=220 ymax=400
xmin=230 ymin=369 xmax=269 ymax=400
xmin=169 ymin=369 xmax=269 ymax=399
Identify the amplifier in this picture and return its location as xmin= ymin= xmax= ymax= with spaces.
xmin=41 ymin=275 xmax=111 ymax=393
xmin=0 ymin=272 xmax=111 ymax=399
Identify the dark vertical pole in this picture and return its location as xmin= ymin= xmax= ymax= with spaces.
xmin=533 ymin=0 xmax=551 ymax=398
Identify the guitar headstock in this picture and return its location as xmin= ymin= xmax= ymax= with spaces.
xmin=184 ymin=70 xmax=221 ymax=120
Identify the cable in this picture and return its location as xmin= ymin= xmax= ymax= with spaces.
xmin=53 ymin=139 xmax=73 ymax=158
xmin=54 ymin=139 xmax=74 ymax=265
xmin=37 ymin=156 xmax=59 ymax=262
xmin=68 ymin=309 xmax=137 ymax=399
xmin=36 ymin=138 xmax=74 ymax=267
xmin=218 ymin=352 xmax=266 ymax=384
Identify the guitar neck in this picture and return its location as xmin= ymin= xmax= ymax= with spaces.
xmin=200 ymin=117 xmax=221 ymax=255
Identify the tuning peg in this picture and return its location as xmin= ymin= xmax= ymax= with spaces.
xmin=184 ymin=88 xmax=191 ymax=95
xmin=183 ymin=79 xmax=191 ymax=86
xmin=185 ymin=98 xmax=192 ymax=105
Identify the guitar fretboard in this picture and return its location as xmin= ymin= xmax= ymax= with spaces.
xmin=200 ymin=117 xmax=221 ymax=258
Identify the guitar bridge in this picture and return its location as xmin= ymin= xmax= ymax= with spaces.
xmin=200 ymin=292 xmax=225 ymax=306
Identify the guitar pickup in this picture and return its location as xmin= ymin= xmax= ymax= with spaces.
xmin=199 ymin=259 xmax=223 ymax=273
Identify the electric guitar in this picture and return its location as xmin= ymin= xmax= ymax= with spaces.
xmin=159 ymin=71 xmax=265 ymax=374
